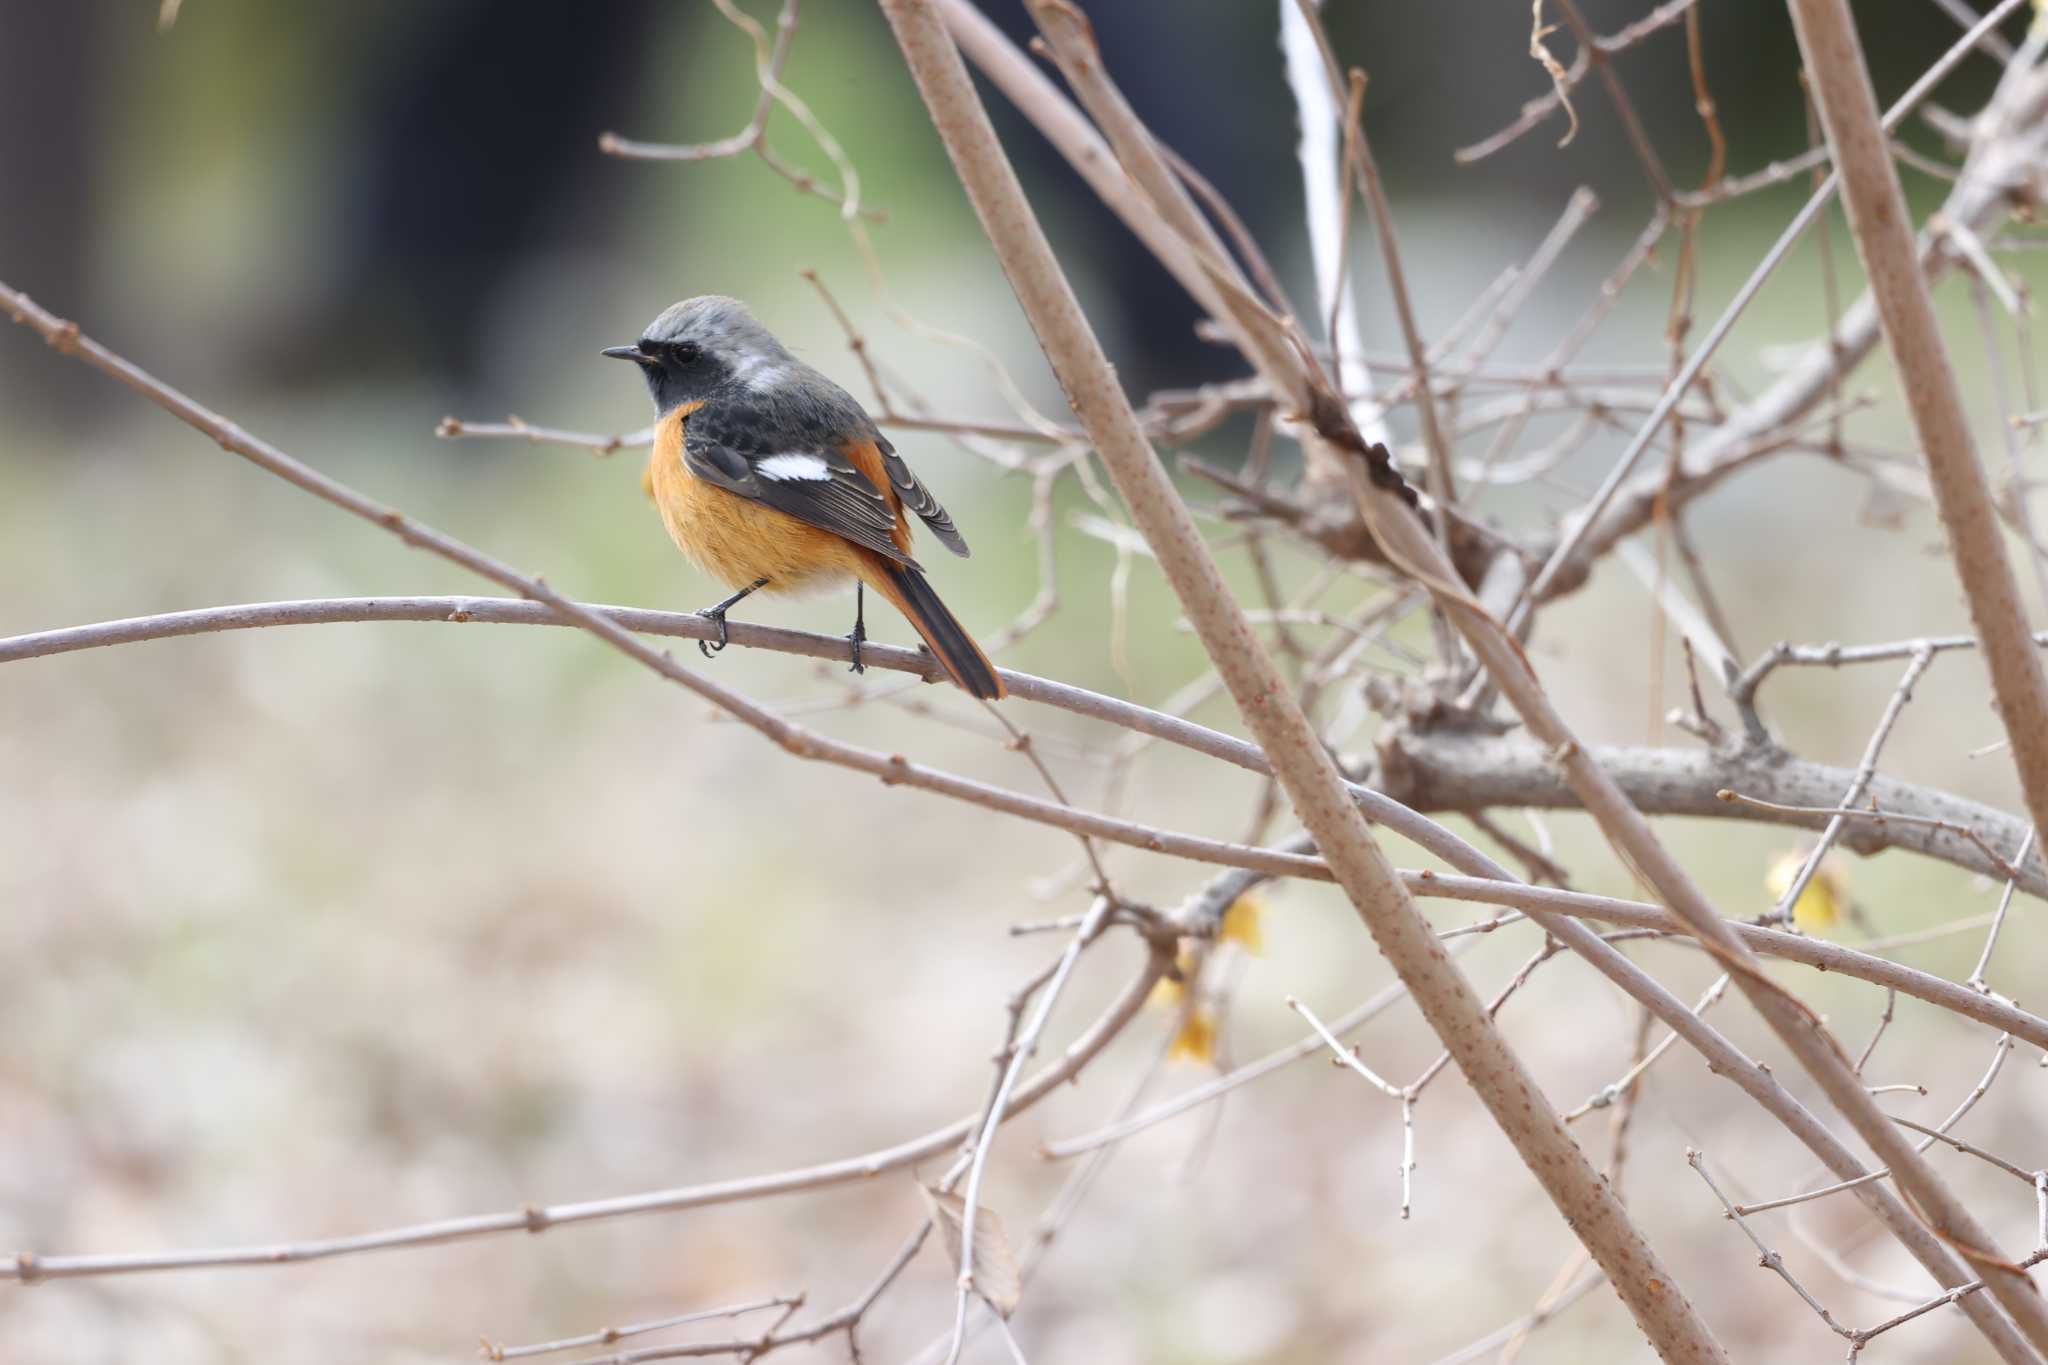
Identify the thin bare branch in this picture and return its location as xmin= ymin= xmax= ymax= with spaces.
xmin=2 ymin=945 xmax=1168 ymax=1283
xmin=482 ymin=1295 xmax=802 ymax=1362
xmin=436 ymin=415 xmax=653 ymax=456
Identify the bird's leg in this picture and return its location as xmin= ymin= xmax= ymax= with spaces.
xmin=846 ymin=581 xmax=867 ymax=675
xmin=697 ymin=578 xmax=768 ymax=658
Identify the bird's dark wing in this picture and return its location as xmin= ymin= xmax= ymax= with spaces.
xmin=682 ymin=406 xmax=917 ymax=567
xmin=874 ymin=433 xmax=970 ymax=558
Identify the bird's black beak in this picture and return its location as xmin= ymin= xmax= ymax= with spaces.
xmin=601 ymin=344 xmax=652 ymax=365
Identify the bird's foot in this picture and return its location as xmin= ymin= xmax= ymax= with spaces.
xmin=846 ymin=617 xmax=867 ymax=675
xmin=695 ymin=578 xmax=768 ymax=659
xmin=696 ymin=606 xmax=733 ymax=658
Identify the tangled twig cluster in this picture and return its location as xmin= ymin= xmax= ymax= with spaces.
xmin=8 ymin=0 xmax=2048 ymax=1361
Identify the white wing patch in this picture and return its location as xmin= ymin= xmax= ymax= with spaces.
xmin=756 ymin=453 xmax=831 ymax=482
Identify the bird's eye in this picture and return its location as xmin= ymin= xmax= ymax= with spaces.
xmin=637 ymin=339 xmax=701 ymax=366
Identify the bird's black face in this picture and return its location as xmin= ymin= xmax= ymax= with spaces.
xmin=601 ymin=336 xmax=723 ymax=414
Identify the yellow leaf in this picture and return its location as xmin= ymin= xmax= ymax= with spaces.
xmin=1169 ymin=1006 xmax=1218 ymax=1065
xmin=1220 ymin=892 xmax=1266 ymax=954
xmin=1766 ymin=851 xmax=1846 ymax=932
xmin=1148 ymin=948 xmax=1200 ymax=1011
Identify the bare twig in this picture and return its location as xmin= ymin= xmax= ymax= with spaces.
xmin=1525 ymin=0 xmax=2039 ymax=609
xmin=1397 ymin=875 xmax=2048 ymax=1051
xmin=1761 ymin=646 xmax=1935 ymax=924
xmin=1689 ymin=1149 xmax=1852 ymax=1340
xmin=1287 ymin=996 xmax=1419 ymax=1217
xmin=942 ymin=895 xmax=1113 ymax=1365
xmin=1457 ymin=0 xmax=1703 ymax=162
xmin=1970 ymin=828 xmax=2038 ymax=991
xmin=1563 ymin=975 xmax=1729 ymax=1123
xmin=1343 ymin=69 xmax=1459 ymax=511
xmin=436 ymin=415 xmax=653 ymax=456
xmin=481 ymin=1295 xmax=802 ymax=1361
xmin=1732 ymin=629 xmax=2048 ymax=730
xmin=597 ymin=0 xmax=881 ymax=221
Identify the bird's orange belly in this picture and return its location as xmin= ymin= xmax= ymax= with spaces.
xmin=644 ymin=442 xmax=866 ymax=594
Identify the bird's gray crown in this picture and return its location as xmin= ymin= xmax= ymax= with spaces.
xmin=642 ymin=295 xmax=791 ymax=365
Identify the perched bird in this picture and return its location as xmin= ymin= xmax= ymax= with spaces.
xmin=604 ymin=296 xmax=1004 ymax=700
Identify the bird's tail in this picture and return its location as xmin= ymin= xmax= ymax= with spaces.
xmin=867 ymin=559 xmax=1006 ymax=700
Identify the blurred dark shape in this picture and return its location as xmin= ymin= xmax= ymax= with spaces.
xmin=0 ymin=2 xmax=106 ymax=418
xmin=967 ymin=0 xmax=1836 ymax=397
xmin=1315 ymin=0 xmax=2005 ymax=209
xmin=977 ymin=2 xmax=1295 ymax=395
xmin=0 ymin=0 xmax=2018 ymax=435
xmin=259 ymin=0 xmax=662 ymax=392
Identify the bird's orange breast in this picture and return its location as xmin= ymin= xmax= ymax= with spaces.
xmin=644 ymin=403 xmax=872 ymax=593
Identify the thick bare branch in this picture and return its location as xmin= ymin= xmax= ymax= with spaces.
xmin=968 ymin=0 xmax=2048 ymax=1347
xmin=881 ymin=4 xmax=1726 ymax=1358
xmin=934 ymin=8 xmax=2048 ymax=1337
xmin=1375 ymin=726 xmax=2048 ymax=899
xmin=1791 ymin=0 xmax=2048 ymax=892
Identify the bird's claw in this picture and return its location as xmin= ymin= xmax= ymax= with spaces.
xmin=691 ymin=578 xmax=765 ymax=661
xmin=846 ymin=619 xmax=867 ymax=675
xmin=697 ymin=609 xmax=732 ymax=657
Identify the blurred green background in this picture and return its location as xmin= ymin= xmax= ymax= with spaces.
xmin=4 ymin=3 xmax=2046 ymax=1362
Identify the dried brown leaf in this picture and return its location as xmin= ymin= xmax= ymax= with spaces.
xmin=1529 ymin=0 xmax=1581 ymax=148
xmin=919 ymin=1185 xmax=1022 ymax=1318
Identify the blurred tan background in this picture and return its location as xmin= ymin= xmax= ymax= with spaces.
xmin=3 ymin=2 xmax=2046 ymax=1362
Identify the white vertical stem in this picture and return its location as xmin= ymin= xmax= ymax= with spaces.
xmin=1279 ymin=0 xmax=1388 ymax=445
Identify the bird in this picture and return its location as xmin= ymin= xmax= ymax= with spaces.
xmin=603 ymin=295 xmax=1005 ymax=700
